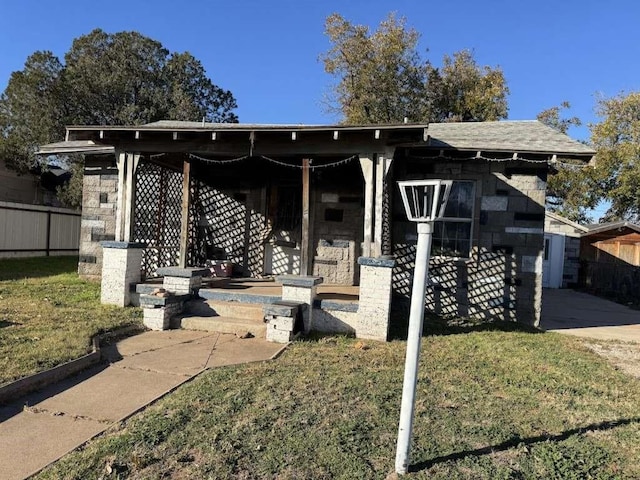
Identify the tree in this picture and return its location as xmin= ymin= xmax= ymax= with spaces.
xmin=320 ymin=13 xmax=509 ymax=124
xmin=590 ymin=92 xmax=640 ymax=221
xmin=537 ymin=102 xmax=595 ymax=223
xmin=0 ymin=51 xmax=66 ymax=172
xmin=428 ymin=50 xmax=508 ymax=122
xmin=0 ymin=29 xmax=238 ymax=205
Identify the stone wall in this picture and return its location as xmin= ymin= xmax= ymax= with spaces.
xmin=312 ymin=188 xmax=363 ymax=285
xmin=392 ymin=158 xmax=547 ymax=326
xmin=78 ymin=157 xmax=118 ymax=280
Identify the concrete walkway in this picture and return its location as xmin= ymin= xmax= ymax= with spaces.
xmin=0 ymin=330 xmax=285 ymax=480
xmin=541 ymin=289 xmax=640 ymax=342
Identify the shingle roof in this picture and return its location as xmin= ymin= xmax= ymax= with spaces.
xmin=139 ymin=120 xmax=593 ymax=156
xmin=584 ymin=221 xmax=640 ymax=236
xmin=426 ymin=121 xmax=595 ymax=156
xmin=43 ymin=120 xmax=594 ymax=159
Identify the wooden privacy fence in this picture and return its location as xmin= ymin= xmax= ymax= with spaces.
xmin=0 ymin=201 xmax=81 ymax=258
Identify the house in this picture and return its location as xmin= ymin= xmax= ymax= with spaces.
xmin=580 ymin=221 xmax=640 ymax=302
xmin=39 ymin=120 xmax=594 ymax=339
xmin=543 ymin=211 xmax=588 ymax=288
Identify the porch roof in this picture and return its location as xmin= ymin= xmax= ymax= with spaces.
xmin=38 ymin=120 xmax=595 ymax=161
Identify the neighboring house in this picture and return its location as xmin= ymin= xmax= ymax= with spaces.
xmin=543 ymin=211 xmax=588 ymax=288
xmin=0 ymin=160 xmax=70 ymax=207
xmin=0 ymin=161 xmax=43 ymax=204
xmin=40 ymin=120 xmax=594 ymax=334
xmin=580 ymin=221 xmax=640 ymax=302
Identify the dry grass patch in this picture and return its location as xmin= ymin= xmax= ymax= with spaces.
xmin=0 ymin=256 xmax=143 ymax=384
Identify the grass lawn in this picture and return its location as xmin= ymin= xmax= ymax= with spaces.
xmin=0 ymin=256 xmax=143 ymax=384
xmin=37 ymin=324 xmax=640 ymax=479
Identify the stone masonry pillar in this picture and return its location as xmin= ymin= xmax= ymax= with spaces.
xmin=156 ymin=267 xmax=209 ymax=295
xmin=357 ymin=257 xmax=396 ymax=341
xmin=277 ymin=275 xmax=323 ymax=333
xmin=100 ymin=241 xmax=145 ymax=306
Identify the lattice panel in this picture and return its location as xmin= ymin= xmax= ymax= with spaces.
xmin=133 ymin=160 xmax=183 ymax=278
xmin=382 ymin=177 xmax=392 ymax=255
xmin=391 ymin=244 xmax=516 ymax=321
xmin=188 ymin=182 xmax=268 ymax=277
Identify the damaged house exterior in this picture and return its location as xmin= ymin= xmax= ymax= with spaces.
xmin=40 ymin=120 xmax=594 ymax=341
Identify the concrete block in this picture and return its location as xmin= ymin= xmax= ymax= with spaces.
xmin=266 ymin=326 xmax=294 ymax=343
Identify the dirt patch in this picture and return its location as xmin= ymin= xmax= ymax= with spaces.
xmin=584 ymin=341 xmax=640 ymax=379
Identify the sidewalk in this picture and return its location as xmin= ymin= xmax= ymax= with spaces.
xmin=0 ymin=330 xmax=286 ymax=480
xmin=541 ymin=289 xmax=640 ymax=342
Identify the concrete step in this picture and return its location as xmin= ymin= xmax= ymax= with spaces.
xmin=177 ymin=315 xmax=267 ymax=338
xmin=186 ymin=299 xmax=266 ymax=321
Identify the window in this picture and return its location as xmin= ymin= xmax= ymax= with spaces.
xmin=432 ymin=181 xmax=475 ymax=258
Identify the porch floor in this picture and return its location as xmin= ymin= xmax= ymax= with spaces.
xmin=200 ymin=278 xmax=360 ymax=305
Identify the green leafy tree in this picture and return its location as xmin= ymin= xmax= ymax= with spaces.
xmin=537 ymin=102 xmax=596 ymax=223
xmin=321 ymin=13 xmax=509 ymax=124
xmin=0 ymin=51 xmax=66 ymax=172
xmin=0 ymin=29 xmax=238 ymax=206
xmin=590 ymin=92 xmax=640 ymax=221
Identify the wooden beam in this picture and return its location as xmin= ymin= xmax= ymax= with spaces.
xmin=300 ymin=158 xmax=311 ymax=275
xmin=178 ymin=158 xmax=192 ymax=268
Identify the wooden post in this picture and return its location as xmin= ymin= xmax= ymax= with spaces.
xmin=123 ymin=153 xmax=139 ymax=242
xmin=179 ymin=158 xmax=192 ymax=268
xmin=359 ymin=155 xmax=374 ymax=258
xmin=114 ymin=151 xmax=126 ymax=241
xmin=300 ymin=158 xmax=311 ymax=275
xmin=374 ymin=149 xmax=395 ymax=257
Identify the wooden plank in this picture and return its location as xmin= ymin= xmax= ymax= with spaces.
xmin=300 ymin=158 xmax=311 ymax=275
xmin=178 ymin=158 xmax=192 ymax=268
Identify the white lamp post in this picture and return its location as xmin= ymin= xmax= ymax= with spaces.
xmin=395 ymin=179 xmax=452 ymax=475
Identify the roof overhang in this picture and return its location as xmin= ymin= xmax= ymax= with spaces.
xmin=36 ymin=120 xmax=596 ymax=162
xmin=36 ymin=140 xmax=115 ymax=156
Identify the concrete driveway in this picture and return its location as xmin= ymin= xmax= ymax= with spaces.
xmin=541 ymin=289 xmax=640 ymax=342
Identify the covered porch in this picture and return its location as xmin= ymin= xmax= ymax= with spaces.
xmin=57 ymin=122 xmax=420 ymax=341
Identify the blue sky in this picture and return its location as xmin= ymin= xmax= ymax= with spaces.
xmin=1 ymin=0 xmax=639 ymax=142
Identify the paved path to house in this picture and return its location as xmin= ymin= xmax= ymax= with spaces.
xmin=0 ymin=330 xmax=285 ymax=480
xmin=541 ymin=289 xmax=640 ymax=342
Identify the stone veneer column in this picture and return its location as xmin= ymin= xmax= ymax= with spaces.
xmin=357 ymin=257 xmax=396 ymax=341
xmin=100 ymin=241 xmax=145 ymax=306
xmin=156 ymin=267 xmax=209 ymax=295
xmin=277 ymin=275 xmax=323 ymax=333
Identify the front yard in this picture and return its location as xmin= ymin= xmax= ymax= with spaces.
xmin=38 ymin=329 xmax=640 ymax=479
xmin=2 ymin=257 xmax=640 ymax=478
xmin=0 ymin=256 xmax=142 ymax=384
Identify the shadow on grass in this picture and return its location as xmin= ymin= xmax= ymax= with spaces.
xmin=0 ymin=256 xmax=79 ymax=281
xmin=410 ymin=417 xmax=640 ymax=473
xmin=389 ymin=301 xmax=541 ymax=341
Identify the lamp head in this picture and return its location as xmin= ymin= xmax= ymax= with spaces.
xmin=397 ymin=179 xmax=452 ymax=222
